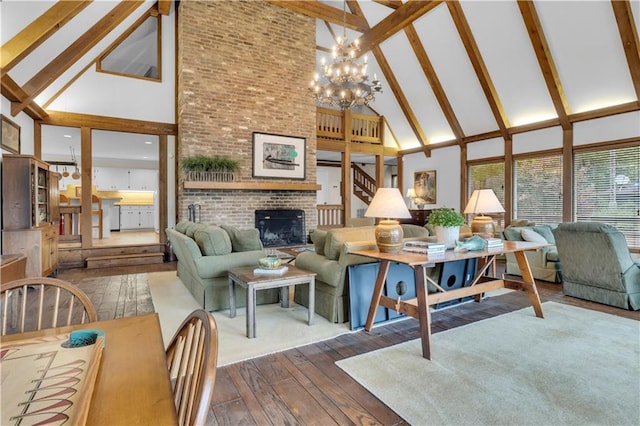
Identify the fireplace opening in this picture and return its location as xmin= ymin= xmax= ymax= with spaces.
xmin=255 ymin=209 xmax=306 ymax=248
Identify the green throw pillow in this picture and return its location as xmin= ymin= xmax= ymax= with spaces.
xmin=194 ymin=225 xmax=232 ymax=255
xmin=220 ymin=225 xmax=262 ymax=252
xmin=185 ymin=222 xmax=208 ymax=238
xmin=532 ymin=225 xmax=556 ymax=244
xmin=175 ymin=220 xmax=191 ymax=234
xmin=310 ymin=229 xmax=327 ymax=256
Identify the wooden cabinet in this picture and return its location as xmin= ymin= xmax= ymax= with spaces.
xmin=120 ymin=205 xmax=155 ymax=230
xmin=400 ymin=209 xmax=432 ymax=226
xmin=2 ymin=155 xmax=59 ymax=277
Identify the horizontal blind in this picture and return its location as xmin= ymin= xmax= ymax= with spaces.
xmin=513 ymin=154 xmax=563 ymax=224
xmin=468 ymin=161 xmax=505 ymax=227
xmin=574 ymin=144 xmax=640 ymax=249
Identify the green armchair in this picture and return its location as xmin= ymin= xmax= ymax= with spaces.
xmin=552 ymin=222 xmax=640 ymax=310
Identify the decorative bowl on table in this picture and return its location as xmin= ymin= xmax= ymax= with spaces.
xmin=258 ymin=256 xmax=281 ymax=270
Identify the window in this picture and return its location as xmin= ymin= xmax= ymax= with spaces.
xmin=574 ymin=143 xmax=640 ymax=249
xmin=513 ymin=153 xmax=563 ymax=224
xmin=468 ymin=161 xmax=505 ymax=227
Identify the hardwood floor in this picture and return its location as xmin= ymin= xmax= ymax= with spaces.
xmin=57 ymin=262 xmax=639 ymax=426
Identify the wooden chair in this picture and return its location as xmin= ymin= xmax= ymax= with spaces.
xmin=0 ymin=277 xmax=98 ymax=336
xmin=91 ymin=194 xmax=103 ymax=239
xmin=166 ymin=309 xmax=219 ymax=426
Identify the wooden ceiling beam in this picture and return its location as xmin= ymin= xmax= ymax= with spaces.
xmin=11 ymin=0 xmax=145 ymax=117
xmin=157 ymin=0 xmax=172 ymax=16
xmin=404 ymin=25 xmax=465 ymax=141
xmin=611 ymin=0 xmax=640 ymax=102
xmin=265 ymin=1 xmax=369 ymax=32
xmin=42 ymin=110 xmax=176 ymax=135
xmin=568 ymin=101 xmax=640 ymax=123
xmin=0 ymin=1 xmax=92 ymax=77
xmin=518 ymin=1 xmax=571 ymax=130
xmin=359 ymin=0 xmax=442 ymax=53
xmin=447 ymin=1 xmax=510 ymax=141
xmin=0 ymin=75 xmax=48 ymax=120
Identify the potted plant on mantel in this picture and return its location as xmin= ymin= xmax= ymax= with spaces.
xmin=427 ymin=207 xmax=465 ymax=248
xmin=181 ymin=154 xmax=240 ymax=182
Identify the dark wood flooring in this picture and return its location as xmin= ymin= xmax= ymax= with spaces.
xmin=57 ymin=262 xmax=639 ymax=426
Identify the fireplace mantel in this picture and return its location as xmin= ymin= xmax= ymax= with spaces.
xmin=183 ymin=181 xmax=321 ymax=191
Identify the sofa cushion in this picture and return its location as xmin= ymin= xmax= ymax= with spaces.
xmin=546 ymin=249 xmax=559 ymax=262
xmin=194 ymin=225 xmax=232 ymax=255
xmin=521 ymin=228 xmax=548 ymax=243
xmin=175 ymin=220 xmax=191 ymax=234
xmin=532 ymin=225 xmax=556 ymax=244
xmin=503 ymin=226 xmax=525 ymax=241
xmin=185 ymin=222 xmax=208 ymax=238
xmin=310 ymin=229 xmax=327 ymax=256
xmin=220 ymin=225 xmax=262 ymax=252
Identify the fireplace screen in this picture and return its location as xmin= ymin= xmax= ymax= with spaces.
xmin=255 ymin=209 xmax=306 ymax=248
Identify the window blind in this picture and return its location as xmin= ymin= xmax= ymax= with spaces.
xmin=468 ymin=161 xmax=505 ymax=227
xmin=574 ymin=144 xmax=640 ymax=249
xmin=513 ymin=154 xmax=563 ymax=224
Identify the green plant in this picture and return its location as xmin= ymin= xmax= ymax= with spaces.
xmin=181 ymin=155 xmax=240 ymax=173
xmin=427 ymin=207 xmax=465 ymax=227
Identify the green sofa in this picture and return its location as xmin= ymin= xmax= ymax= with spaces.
xmin=166 ymin=221 xmax=278 ymax=311
xmin=502 ymin=222 xmax=562 ymax=283
xmin=552 ymin=222 xmax=640 ymax=310
xmin=293 ymin=224 xmax=433 ymax=323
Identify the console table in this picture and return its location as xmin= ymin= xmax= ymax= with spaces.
xmin=353 ymin=240 xmax=547 ymax=360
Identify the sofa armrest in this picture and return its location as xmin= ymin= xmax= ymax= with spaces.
xmin=193 ymin=250 xmax=264 ymax=279
xmin=295 ymin=251 xmax=342 ymax=288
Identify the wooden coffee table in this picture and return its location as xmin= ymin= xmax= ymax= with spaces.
xmin=228 ymin=265 xmax=316 ymax=338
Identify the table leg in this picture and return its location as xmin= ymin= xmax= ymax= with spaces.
xmin=364 ymin=260 xmax=390 ymax=332
xmin=280 ymin=286 xmax=289 ymax=308
xmin=513 ymin=250 xmax=544 ymax=318
xmin=308 ymin=277 xmax=315 ymax=326
xmin=247 ymin=285 xmax=256 ymax=338
xmin=229 ymin=277 xmax=236 ymax=318
xmin=415 ymin=265 xmax=433 ymax=360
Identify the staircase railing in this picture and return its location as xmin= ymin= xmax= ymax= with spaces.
xmin=317 ymin=204 xmax=344 ymax=229
xmin=352 ymin=164 xmax=376 ymax=205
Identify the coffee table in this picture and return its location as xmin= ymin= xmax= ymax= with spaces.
xmin=228 ymin=265 xmax=316 ymax=338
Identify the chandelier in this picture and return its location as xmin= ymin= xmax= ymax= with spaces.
xmin=309 ymin=2 xmax=382 ymax=110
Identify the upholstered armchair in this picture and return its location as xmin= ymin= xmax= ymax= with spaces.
xmin=552 ymin=222 xmax=640 ymax=310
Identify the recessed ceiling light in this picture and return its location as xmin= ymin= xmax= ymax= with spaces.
xmin=63 ymin=134 xmax=72 ymax=138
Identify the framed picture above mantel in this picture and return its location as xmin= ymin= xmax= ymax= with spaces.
xmin=252 ymin=132 xmax=306 ymax=180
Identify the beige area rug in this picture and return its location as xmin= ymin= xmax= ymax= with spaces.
xmin=337 ymin=302 xmax=640 ymax=426
xmin=147 ymin=271 xmax=351 ymax=366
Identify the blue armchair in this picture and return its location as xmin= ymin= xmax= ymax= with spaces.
xmin=552 ymin=222 xmax=640 ymax=310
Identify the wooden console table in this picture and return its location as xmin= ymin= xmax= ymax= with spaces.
xmin=353 ymin=241 xmax=547 ymax=360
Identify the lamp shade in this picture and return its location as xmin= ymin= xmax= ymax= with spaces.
xmin=405 ymin=188 xmax=417 ymax=199
xmin=463 ymin=189 xmax=505 ymax=214
xmin=366 ymin=188 xmax=412 ymax=219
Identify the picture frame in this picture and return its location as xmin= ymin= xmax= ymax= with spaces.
xmin=1 ymin=114 xmax=21 ymax=154
xmin=252 ymin=132 xmax=306 ymax=180
xmin=414 ymin=170 xmax=436 ymax=204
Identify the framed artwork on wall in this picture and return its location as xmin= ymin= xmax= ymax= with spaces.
xmin=252 ymin=132 xmax=306 ymax=180
xmin=1 ymin=114 xmax=21 ymax=154
xmin=414 ymin=170 xmax=436 ymax=204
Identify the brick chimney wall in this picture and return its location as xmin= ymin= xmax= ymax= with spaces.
xmin=177 ymin=1 xmax=318 ymax=229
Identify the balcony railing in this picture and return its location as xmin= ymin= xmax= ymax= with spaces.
xmin=316 ymin=107 xmax=382 ymax=144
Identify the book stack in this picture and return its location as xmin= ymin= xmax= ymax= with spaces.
xmin=426 ymin=242 xmax=446 ymax=257
xmin=484 ymin=237 xmax=504 ymax=251
xmin=404 ymin=241 xmax=447 ymax=256
xmin=253 ymin=266 xmax=288 ymax=275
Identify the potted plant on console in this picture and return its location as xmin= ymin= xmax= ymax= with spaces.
xmin=427 ymin=207 xmax=465 ymax=248
xmin=182 ymin=154 xmax=240 ymax=182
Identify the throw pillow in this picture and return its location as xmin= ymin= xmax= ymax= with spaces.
xmin=520 ymin=228 xmax=548 ymax=244
xmin=175 ymin=220 xmax=190 ymax=234
xmin=220 ymin=225 xmax=262 ymax=252
xmin=532 ymin=225 xmax=555 ymax=244
xmin=194 ymin=225 xmax=232 ymax=255
xmin=310 ymin=229 xmax=327 ymax=256
xmin=185 ymin=222 xmax=208 ymax=238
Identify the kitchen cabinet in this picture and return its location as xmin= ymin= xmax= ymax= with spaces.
xmin=92 ymin=167 xmax=157 ymax=191
xmin=129 ymin=169 xmax=157 ymax=191
xmin=120 ymin=205 xmax=155 ymax=230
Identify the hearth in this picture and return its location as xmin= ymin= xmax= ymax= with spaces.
xmin=255 ymin=209 xmax=306 ymax=248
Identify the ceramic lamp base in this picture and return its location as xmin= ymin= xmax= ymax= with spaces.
xmin=471 ymin=215 xmax=495 ymax=235
xmin=375 ymin=219 xmax=404 ymax=253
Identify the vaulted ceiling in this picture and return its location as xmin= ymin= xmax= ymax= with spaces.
xmin=2 ymin=0 xmax=639 ymax=157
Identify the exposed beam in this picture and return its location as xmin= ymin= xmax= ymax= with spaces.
xmin=0 ymin=75 xmax=48 ymax=120
xmin=265 ymin=1 xmax=369 ymax=32
xmin=358 ymin=1 xmax=442 ymax=53
xmin=447 ymin=1 xmax=510 ymax=140
xmin=11 ymin=0 xmax=145 ymax=116
xmin=404 ymin=25 xmax=465 ymax=141
xmin=0 ymin=1 xmax=92 ymax=76
xmin=42 ymin=111 xmax=176 ymax=135
xmin=518 ymin=1 xmax=571 ymax=130
xmin=157 ymin=0 xmax=172 ymax=16
xmin=568 ymin=101 xmax=640 ymax=123
xmin=611 ymin=0 xmax=640 ymax=102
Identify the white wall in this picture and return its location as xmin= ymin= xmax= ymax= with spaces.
xmin=404 ymin=146 xmax=462 ymax=211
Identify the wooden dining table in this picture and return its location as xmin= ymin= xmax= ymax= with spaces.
xmin=1 ymin=313 xmax=178 ymax=425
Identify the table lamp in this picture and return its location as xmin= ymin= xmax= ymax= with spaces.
xmin=405 ymin=188 xmax=417 ymax=209
xmin=365 ymin=188 xmax=412 ymax=253
xmin=463 ymin=189 xmax=505 ymax=235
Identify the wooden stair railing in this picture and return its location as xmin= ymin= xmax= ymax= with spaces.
xmin=317 ymin=204 xmax=344 ymax=229
xmin=352 ymin=164 xmax=376 ymax=205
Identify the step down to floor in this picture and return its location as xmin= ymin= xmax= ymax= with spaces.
xmin=86 ymin=253 xmax=165 ymax=269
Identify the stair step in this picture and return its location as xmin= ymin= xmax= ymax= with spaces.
xmin=86 ymin=253 xmax=164 ymax=269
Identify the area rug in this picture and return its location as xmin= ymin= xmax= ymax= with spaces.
xmin=336 ymin=302 xmax=640 ymax=426
xmin=147 ymin=271 xmax=351 ymax=366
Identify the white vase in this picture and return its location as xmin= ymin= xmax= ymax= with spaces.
xmin=435 ymin=226 xmax=460 ymax=248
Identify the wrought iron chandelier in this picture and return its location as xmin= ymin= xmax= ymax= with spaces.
xmin=309 ymin=2 xmax=382 ymax=110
